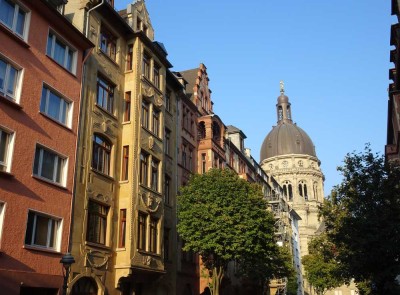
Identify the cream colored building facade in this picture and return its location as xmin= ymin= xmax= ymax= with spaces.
xmin=64 ymin=0 xmax=177 ymax=294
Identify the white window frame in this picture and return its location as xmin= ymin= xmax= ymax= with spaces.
xmin=40 ymin=83 xmax=73 ymax=127
xmin=24 ymin=209 xmax=62 ymax=251
xmin=0 ymin=54 xmax=24 ymax=103
xmin=46 ymin=29 xmax=77 ymax=74
xmin=0 ymin=0 xmax=30 ymax=40
xmin=0 ymin=125 xmax=15 ymax=173
xmin=33 ymin=144 xmax=68 ymax=186
xmin=0 ymin=202 xmax=6 ymax=244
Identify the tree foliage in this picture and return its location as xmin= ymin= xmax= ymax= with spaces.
xmin=302 ymin=234 xmax=345 ymax=295
xmin=177 ymin=169 xmax=287 ymax=295
xmin=320 ymin=145 xmax=400 ymax=294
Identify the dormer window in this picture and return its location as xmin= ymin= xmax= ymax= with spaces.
xmin=137 ymin=18 xmax=142 ymax=31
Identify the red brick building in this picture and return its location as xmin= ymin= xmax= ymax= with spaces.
xmin=0 ymin=1 xmax=92 ymax=294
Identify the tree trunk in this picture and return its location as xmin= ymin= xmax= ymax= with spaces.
xmin=210 ymin=266 xmax=224 ymax=295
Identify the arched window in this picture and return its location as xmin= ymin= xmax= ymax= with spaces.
xmin=198 ymin=121 xmax=206 ymax=140
xmin=212 ymin=121 xmax=220 ymax=142
xmin=298 ymin=180 xmax=308 ymax=200
xmin=92 ymin=134 xmax=111 ymax=175
xmin=283 ymin=181 xmax=293 ymax=201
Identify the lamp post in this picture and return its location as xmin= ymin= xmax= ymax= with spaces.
xmin=60 ymin=253 xmax=75 ymax=295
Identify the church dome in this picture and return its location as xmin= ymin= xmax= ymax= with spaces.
xmin=260 ymin=82 xmax=316 ymax=161
xmin=260 ymin=122 xmax=316 ymax=161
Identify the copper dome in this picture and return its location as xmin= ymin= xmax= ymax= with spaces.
xmin=260 ymin=122 xmax=316 ymax=161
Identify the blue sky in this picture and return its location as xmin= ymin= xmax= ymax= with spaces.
xmin=116 ymin=0 xmax=393 ymax=195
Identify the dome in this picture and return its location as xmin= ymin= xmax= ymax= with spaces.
xmin=260 ymin=122 xmax=316 ymax=161
xmin=277 ymin=94 xmax=289 ymax=104
xmin=260 ymin=82 xmax=316 ymax=161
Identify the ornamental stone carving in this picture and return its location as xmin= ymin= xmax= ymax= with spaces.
xmin=140 ymin=193 xmax=161 ymax=213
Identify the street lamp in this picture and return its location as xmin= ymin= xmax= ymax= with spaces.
xmin=60 ymin=253 xmax=75 ymax=295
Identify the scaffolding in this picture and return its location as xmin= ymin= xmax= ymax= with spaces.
xmin=266 ymin=185 xmax=292 ymax=295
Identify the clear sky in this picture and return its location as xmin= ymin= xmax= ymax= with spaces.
xmin=116 ymin=0 xmax=393 ymax=195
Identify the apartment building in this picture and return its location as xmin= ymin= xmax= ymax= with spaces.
xmin=0 ymin=0 xmax=92 ymax=294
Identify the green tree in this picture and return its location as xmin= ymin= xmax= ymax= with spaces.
xmin=320 ymin=146 xmax=400 ymax=294
xmin=302 ymin=234 xmax=345 ymax=295
xmin=177 ymin=168 xmax=284 ymax=295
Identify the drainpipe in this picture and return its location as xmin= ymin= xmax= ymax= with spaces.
xmin=85 ymin=0 xmax=105 ymax=37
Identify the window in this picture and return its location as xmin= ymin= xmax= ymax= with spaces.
xmin=136 ymin=18 xmax=142 ymax=31
xmin=153 ymin=63 xmax=160 ymax=88
xmin=182 ymin=145 xmax=187 ymax=168
xmin=165 ymin=90 xmax=171 ymax=112
xmin=138 ymin=213 xmax=146 ymax=250
xmin=124 ymin=91 xmax=131 ymax=122
xmin=33 ymin=145 xmax=66 ymax=185
xmin=141 ymin=101 xmax=149 ymax=129
xmin=25 ymin=210 xmax=61 ymax=250
xmin=142 ymin=52 xmax=150 ymax=79
xmin=118 ymin=209 xmax=126 ymax=248
xmin=121 ymin=146 xmax=129 ymax=181
xmin=164 ymin=228 xmax=170 ymax=261
xmin=0 ymin=56 xmax=21 ymax=102
xmin=139 ymin=151 xmax=148 ymax=185
xmin=201 ymin=153 xmax=206 ymax=174
xmin=229 ymin=152 xmax=234 ymax=168
xmin=96 ymin=76 xmax=114 ymax=113
xmin=47 ymin=32 xmax=76 ymax=73
xmin=164 ymin=129 xmax=171 ymax=155
xmin=0 ymin=127 xmax=14 ymax=173
xmin=152 ymin=110 xmax=160 ymax=136
xmin=298 ymin=181 xmax=308 ymax=199
xmin=189 ymin=149 xmax=193 ymax=172
xmin=151 ymin=158 xmax=159 ymax=191
xmin=86 ymin=200 xmax=108 ymax=245
xmin=92 ymin=135 xmax=111 ymax=175
xmin=99 ymin=26 xmax=116 ymax=61
xmin=164 ymin=174 xmax=170 ymax=205
xmin=0 ymin=0 xmax=28 ymax=38
xmin=283 ymin=181 xmax=293 ymax=201
xmin=149 ymin=217 xmax=158 ymax=253
xmin=126 ymin=44 xmax=133 ymax=70
xmin=40 ymin=86 xmax=71 ymax=126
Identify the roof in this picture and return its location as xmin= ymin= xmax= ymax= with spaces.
xmin=179 ymin=68 xmax=199 ymax=97
xmin=260 ymin=122 xmax=316 ymax=161
xmin=226 ymin=125 xmax=247 ymax=139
